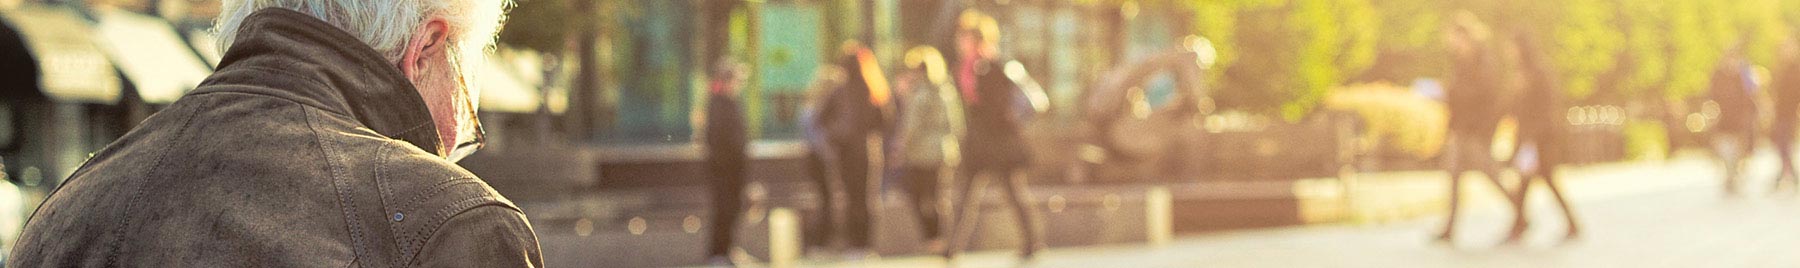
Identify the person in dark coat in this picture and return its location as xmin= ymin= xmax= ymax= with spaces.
xmin=815 ymin=41 xmax=891 ymax=255
xmin=942 ymin=10 xmax=1046 ymax=260
xmin=1502 ymin=32 xmax=1580 ymax=243
xmin=1435 ymin=11 xmax=1522 ymax=243
xmin=1768 ymin=37 xmax=1800 ymax=192
xmin=9 ymin=7 xmax=540 ymax=267
xmin=1710 ymin=45 xmax=1760 ymax=196
xmin=798 ymin=66 xmax=847 ymax=252
xmin=704 ymin=60 xmax=751 ymax=264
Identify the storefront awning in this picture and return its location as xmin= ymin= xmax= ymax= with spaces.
xmin=93 ymin=8 xmax=212 ymax=104
xmin=1 ymin=5 xmax=121 ymax=104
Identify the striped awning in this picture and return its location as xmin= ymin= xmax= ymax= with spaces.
xmin=0 ymin=5 xmax=121 ymax=104
xmin=92 ymin=7 xmax=212 ymax=104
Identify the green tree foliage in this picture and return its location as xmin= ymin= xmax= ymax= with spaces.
xmin=1545 ymin=0 xmax=1622 ymax=99
xmin=1361 ymin=0 xmax=1445 ymax=83
xmin=1178 ymin=0 xmax=1378 ymax=120
xmin=1178 ymin=0 xmax=1794 ymax=114
xmin=1615 ymin=0 xmax=1671 ymax=99
xmin=1631 ymin=0 xmax=1784 ymax=100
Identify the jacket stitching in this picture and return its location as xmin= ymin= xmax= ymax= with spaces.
xmin=400 ymin=198 xmax=514 ymax=266
xmin=394 ymin=182 xmax=484 ymax=267
xmin=374 ymin=145 xmax=395 ymax=214
xmin=187 ymin=89 xmax=354 ymax=120
xmin=231 ymin=66 xmax=336 ymax=93
xmin=403 ymin=179 xmax=479 ymax=212
xmin=305 ymin=106 xmax=373 ymax=266
xmin=214 ymin=67 xmax=344 ymax=115
xmin=103 ymin=96 xmax=211 ymax=267
xmin=374 ymin=146 xmax=411 ymax=268
xmin=217 ymin=67 xmax=443 ymax=155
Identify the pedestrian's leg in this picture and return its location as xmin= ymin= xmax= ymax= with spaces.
xmin=1720 ymin=149 xmax=1735 ymax=196
xmin=1773 ymin=138 xmax=1797 ymax=191
xmin=904 ymin=167 xmax=944 ymax=240
xmin=1490 ymin=145 xmax=1529 ymax=243
xmin=943 ymin=168 xmax=991 ymax=258
xmin=806 ymin=151 xmax=839 ymax=249
xmin=1437 ymin=137 xmax=1466 ymax=242
xmin=1000 ymin=169 xmax=1046 ymax=258
xmin=707 ymin=165 xmax=746 ymax=258
xmin=932 ymin=166 xmax=955 ymax=250
xmin=1717 ymin=135 xmax=1744 ymax=196
xmin=1502 ymin=173 xmax=1534 ymax=244
xmin=1541 ymin=172 xmax=1581 ymax=240
xmin=1473 ymin=144 xmax=1520 ymax=206
xmin=838 ymin=141 xmax=874 ymax=249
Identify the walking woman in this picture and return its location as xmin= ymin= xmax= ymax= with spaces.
xmin=1769 ymin=37 xmax=1800 ymax=191
xmin=816 ymin=41 xmax=892 ymax=256
xmin=1708 ymin=44 xmax=1760 ymax=196
xmin=1435 ymin=11 xmax=1523 ymax=243
xmin=1503 ymin=31 xmax=1580 ymax=243
xmin=942 ymin=10 xmax=1047 ymax=260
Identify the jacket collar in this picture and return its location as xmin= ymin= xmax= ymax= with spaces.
xmin=201 ymin=8 xmax=445 ymax=156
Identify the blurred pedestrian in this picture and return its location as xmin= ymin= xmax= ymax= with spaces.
xmin=942 ymin=10 xmax=1047 ymax=260
xmin=1502 ymin=32 xmax=1580 ymax=243
xmin=1709 ymin=44 xmax=1760 ymax=196
xmin=10 ymin=4 xmax=540 ymax=266
xmin=894 ymin=46 xmax=964 ymax=252
xmin=1435 ymin=11 xmax=1523 ymax=243
xmin=799 ymin=66 xmax=847 ymax=253
xmin=1768 ymin=37 xmax=1800 ymax=192
xmin=704 ymin=59 xmax=751 ymax=265
xmin=816 ymin=41 xmax=892 ymax=257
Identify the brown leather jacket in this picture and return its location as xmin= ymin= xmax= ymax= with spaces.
xmin=8 ymin=9 xmax=542 ymax=267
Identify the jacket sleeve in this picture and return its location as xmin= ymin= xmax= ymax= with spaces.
xmin=411 ymin=205 xmax=544 ymax=268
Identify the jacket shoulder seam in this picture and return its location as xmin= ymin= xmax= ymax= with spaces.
xmin=102 ymin=96 xmax=216 ymax=266
xmin=399 ymin=198 xmax=520 ymax=266
xmin=302 ymin=106 xmax=376 ymax=264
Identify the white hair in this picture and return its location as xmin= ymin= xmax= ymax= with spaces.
xmin=213 ymin=0 xmax=510 ymax=64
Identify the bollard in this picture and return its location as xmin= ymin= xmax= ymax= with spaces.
xmin=1146 ymin=186 xmax=1173 ymax=246
xmin=768 ymin=207 xmax=800 ymax=268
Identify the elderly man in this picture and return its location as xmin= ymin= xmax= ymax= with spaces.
xmin=8 ymin=1 xmax=540 ymax=267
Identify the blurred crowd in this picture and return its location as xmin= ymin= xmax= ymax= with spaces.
xmin=700 ymin=10 xmax=1056 ymax=264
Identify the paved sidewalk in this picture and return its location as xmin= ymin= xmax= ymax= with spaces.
xmin=771 ymin=150 xmax=1800 ymax=268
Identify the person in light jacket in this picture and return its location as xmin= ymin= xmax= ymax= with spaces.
xmin=894 ymin=46 xmax=964 ymax=252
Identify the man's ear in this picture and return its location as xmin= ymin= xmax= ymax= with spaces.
xmin=399 ymin=19 xmax=452 ymax=80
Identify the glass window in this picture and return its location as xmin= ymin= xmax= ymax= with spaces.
xmin=753 ymin=3 xmax=824 ymax=140
xmin=595 ymin=1 xmax=697 ymax=144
